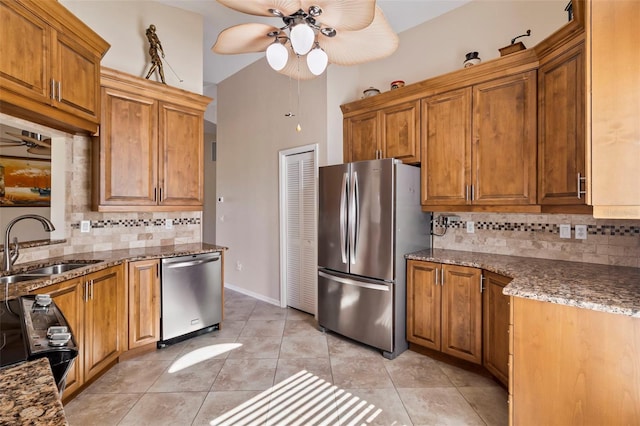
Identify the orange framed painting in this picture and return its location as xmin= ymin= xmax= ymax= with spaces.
xmin=0 ymin=156 xmax=51 ymax=207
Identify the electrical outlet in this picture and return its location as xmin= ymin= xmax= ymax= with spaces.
xmin=236 ymin=261 xmax=243 ymax=271
xmin=165 ymin=218 xmax=173 ymax=229
xmin=575 ymin=224 xmax=587 ymax=240
xmin=466 ymin=221 xmax=475 ymax=233
xmin=80 ymin=220 xmax=91 ymax=233
xmin=559 ymin=224 xmax=571 ymax=239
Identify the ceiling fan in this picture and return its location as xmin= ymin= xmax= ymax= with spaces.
xmin=212 ymin=0 xmax=399 ymax=79
xmin=0 ymin=131 xmax=52 ymax=156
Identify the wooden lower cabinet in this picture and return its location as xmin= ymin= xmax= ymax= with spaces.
xmin=407 ymin=260 xmax=482 ymax=364
xmin=33 ymin=265 xmax=125 ymax=398
xmin=127 ymin=259 xmax=160 ymax=349
xmin=482 ymin=271 xmax=511 ymax=386
xmin=511 ymin=296 xmax=640 ymax=424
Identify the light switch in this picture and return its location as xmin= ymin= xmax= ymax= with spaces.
xmin=559 ymin=224 xmax=571 ymax=239
xmin=165 ymin=218 xmax=173 ymax=229
xmin=575 ymin=225 xmax=587 ymax=240
xmin=466 ymin=221 xmax=475 ymax=233
xmin=80 ymin=220 xmax=90 ymax=233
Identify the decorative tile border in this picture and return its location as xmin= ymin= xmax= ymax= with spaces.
xmin=70 ymin=217 xmax=201 ymax=230
xmin=440 ymin=221 xmax=640 ymax=236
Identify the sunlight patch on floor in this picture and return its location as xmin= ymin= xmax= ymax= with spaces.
xmin=210 ymin=370 xmax=384 ymax=426
xmin=168 ymin=343 xmax=243 ymax=373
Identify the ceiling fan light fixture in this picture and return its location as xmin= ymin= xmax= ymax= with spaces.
xmin=290 ymin=23 xmax=314 ymax=55
xmin=266 ymin=41 xmax=289 ymax=71
xmin=307 ymin=45 xmax=328 ymax=75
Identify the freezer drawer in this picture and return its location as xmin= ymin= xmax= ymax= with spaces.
xmin=318 ymin=270 xmax=394 ymax=353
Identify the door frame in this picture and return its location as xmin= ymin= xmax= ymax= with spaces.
xmin=278 ymin=143 xmax=319 ymax=311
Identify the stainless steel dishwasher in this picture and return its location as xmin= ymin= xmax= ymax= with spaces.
xmin=158 ymin=252 xmax=222 ymax=347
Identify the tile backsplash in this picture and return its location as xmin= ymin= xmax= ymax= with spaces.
xmin=431 ymin=212 xmax=640 ymax=268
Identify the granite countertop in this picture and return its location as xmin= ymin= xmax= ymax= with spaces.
xmin=406 ymin=248 xmax=640 ymax=317
xmin=2 ymin=242 xmax=227 ymax=299
xmin=0 ymin=358 xmax=67 ymax=425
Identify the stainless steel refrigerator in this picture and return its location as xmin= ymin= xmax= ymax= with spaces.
xmin=317 ymin=158 xmax=431 ymax=359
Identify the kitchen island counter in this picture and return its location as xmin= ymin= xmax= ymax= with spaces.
xmin=406 ymin=248 xmax=640 ymax=317
xmin=2 ymin=243 xmax=227 ymax=300
xmin=0 ymin=358 xmax=67 ymax=425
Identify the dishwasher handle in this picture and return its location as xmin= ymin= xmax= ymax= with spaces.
xmin=163 ymin=256 xmax=220 ymax=269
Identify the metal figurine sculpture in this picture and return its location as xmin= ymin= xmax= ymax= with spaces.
xmin=145 ymin=24 xmax=166 ymax=84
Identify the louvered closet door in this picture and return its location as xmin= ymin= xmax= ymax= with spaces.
xmin=285 ymin=151 xmax=317 ymax=314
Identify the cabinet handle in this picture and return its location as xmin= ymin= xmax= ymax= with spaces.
xmin=154 ymin=187 xmax=157 ymax=202
xmin=57 ymin=81 xmax=62 ymax=102
xmin=90 ymin=279 xmax=94 ymax=300
xmin=465 ymin=185 xmax=469 ymax=202
xmin=471 ymin=185 xmax=475 ymax=201
xmin=577 ymin=173 xmax=587 ymax=199
xmin=441 ymin=268 xmax=445 ymax=286
xmin=83 ymin=281 xmax=88 ymax=302
xmin=50 ymin=80 xmax=55 ymax=100
xmin=480 ymin=275 xmax=485 ymax=293
xmin=159 ymin=188 xmax=162 ymax=202
xmin=435 ymin=268 xmax=439 ymax=286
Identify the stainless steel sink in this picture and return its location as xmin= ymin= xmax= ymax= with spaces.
xmin=25 ymin=262 xmax=94 ymax=275
xmin=0 ymin=274 xmax=49 ymax=285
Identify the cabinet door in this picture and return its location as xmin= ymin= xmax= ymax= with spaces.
xmin=406 ymin=260 xmax=441 ymax=350
xmin=473 ymin=72 xmax=537 ymax=205
xmin=380 ymin=100 xmax=420 ymax=163
xmin=128 ymin=259 xmax=160 ymax=349
xmin=344 ymin=111 xmax=379 ymax=162
xmin=588 ymin=0 xmax=640 ymax=218
xmin=421 ymin=88 xmax=472 ymax=206
xmin=51 ymin=30 xmax=101 ymax=123
xmin=34 ymin=278 xmax=84 ymax=398
xmin=482 ymin=271 xmax=511 ymax=386
xmin=83 ymin=265 xmax=125 ymax=381
xmin=98 ymin=86 xmax=158 ymax=206
xmin=158 ymin=102 xmax=204 ymax=206
xmin=538 ymin=40 xmax=586 ymax=205
xmin=0 ymin=1 xmax=50 ymax=103
xmin=441 ymin=264 xmax=482 ymax=364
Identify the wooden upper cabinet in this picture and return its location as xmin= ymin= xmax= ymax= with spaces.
xmin=538 ymin=35 xmax=586 ymax=207
xmin=93 ymin=67 xmax=211 ymax=212
xmin=473 ymin=71 xmax=537 ymax=205
xmin=587 ymin=0 xmax=640 ymax=218
xmin=421 ymin=88 xmax=472 ymax=206
xmin=97 ymin=86 xmax=158 ymax=207
xmin=421 ymin=71 xmax=537 ymax=209
xmin=0 ymin=0 xmax=109 ymax=134
xmin=343 ymin=100 xmax=420 ymax=164
xmin=380 ymin=100 xmax=420 ymax=163
xmin=344 ymin=111 xmax=378 ymax=162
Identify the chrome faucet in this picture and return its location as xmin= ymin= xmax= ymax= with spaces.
xmin=2 ymin=214 xmax=55 ymax=272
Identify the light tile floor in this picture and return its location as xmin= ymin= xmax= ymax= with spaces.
xmin=64 ymin=289 xmax=508 ymax=425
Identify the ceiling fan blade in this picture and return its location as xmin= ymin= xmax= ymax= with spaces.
xmin=216 ymin=0 xmax=301 ymax=17
xmin=320 ymin=6 xmax=398 ymax=66
xmin=212 ymin=23 xmax=281 ymax=54
xmin=278 ymin=47 xmax=317 ymax=80
xmin=5 ymin=131 xmax=51 ymax=147
xmin=0 ymin=142 xmax=24 ymax=147
xmin=302 ymin=0 xmax=375 ymax=31
xmin=27 ymin=146 xmax=51 ymax=156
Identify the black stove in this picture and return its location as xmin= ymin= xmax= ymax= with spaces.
xmin=0 ymin=295 xmax=78 ymax=394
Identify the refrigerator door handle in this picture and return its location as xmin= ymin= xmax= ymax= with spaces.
xmin=319 ymin=271 xmax=390 ymax=292
xmin=340 ymin=172 xmax=349 ymax=264
xmin=349 ymin=171 xmax=360 ymax=264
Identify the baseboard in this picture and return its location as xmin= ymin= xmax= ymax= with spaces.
xmin=224 ymin=282 xmax=281 ymax=306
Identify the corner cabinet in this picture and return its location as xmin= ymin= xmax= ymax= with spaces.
xmin=343 ymin=99 xmax=420 ymax=164
xmin=482 ymin=271 xmax=511 ymax=387
xmin=33 ymin=264 xmax=125 ymax=400
xmin=93 ymin=67 xmax=212 ymax=212
xmin=586 ymin=0 xmax=640 ymax=218
xmin=406 ymin=260 xmax=483 ymax=364
xmin=127 ymin=259 xmax=160 ymax=349
xmin=537 ymin=33 xmax=588 ymax=209
xmin=421 ymin=72 xmax=537 ymax=209
xmin=0 ymin=0 xmax=109 ymax=134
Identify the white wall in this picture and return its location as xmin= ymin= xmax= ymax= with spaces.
xmin=217 ymin=60 xmax=326 ymax=302
xmin=61 ymin=0 xmax=203 ymax=94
